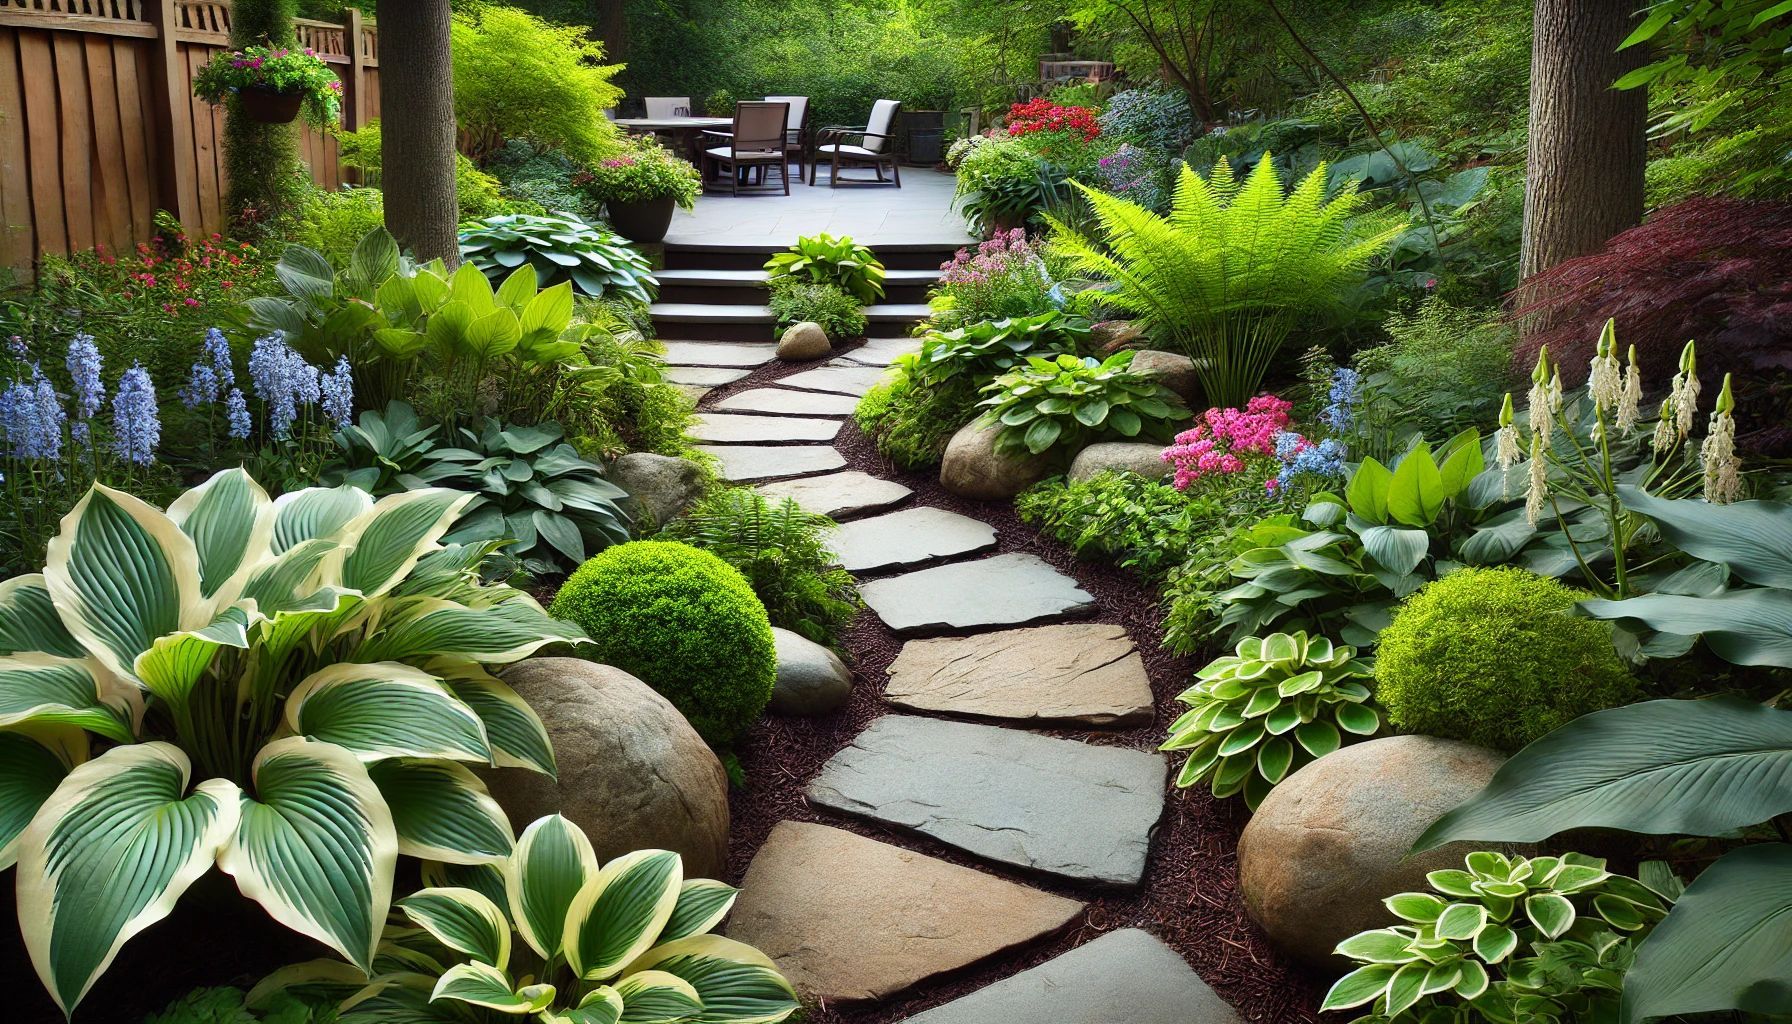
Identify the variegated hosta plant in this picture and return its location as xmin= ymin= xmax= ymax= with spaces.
xmin=1322 ymin=851 xmax=1675 ymax=1024
xmin=0 ymin=468 xmax=585 ymax=1017
xmin=1160 ymin=630 xmax=1381 ymax=808
xmin=256 ymin=814 xmax=800 ymax=1024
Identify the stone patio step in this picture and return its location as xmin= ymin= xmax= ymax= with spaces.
xmin=664 ymin=239 xmax=962 ymax=272
xmin=807 ymin=715 xmax=1167 ymax=888
xmin=651 ymin=302 xmax=775 ymax=323
xmin=883 ymin=623 xmax=1155 ymax=727
xmin=859 ymin=552 xmax=1096 ymax=636
xmin=664 ymin=365 xmax=752 ymax=387
xmin=660 ymin=340 xmax=778 ymax=368
xmin=695 ymin=444 xmax=845 ymax=482
xmin=757 ymin=470 xmax=911 ymax=519
xmin=900 ymin=929 xmax=1242 ymax=1024
xmin=688 ymin=412 xmax=841 ymax=444
xmin=827 ymin=506 xmax=997 ymax=573
xmin=713 ymin=388 xmax=859 ymax=417
xmin=726 ymin=821 xmax=1084 ymax=1004
xmin=865 ymin=302 xmax=932 ymax=322
xmin=656 ymin=267 xmax=940 ymax=305
xmin=833 ymin=336 xmax=923 ymax=367
xmin=777 ymin=365 xmax=892 ymax=396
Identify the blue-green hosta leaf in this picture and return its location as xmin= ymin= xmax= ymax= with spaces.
xmin=1615 ymin=486 xmax=1792 ymax=588
xmin=397 ymin=886 xmax=511 ymax=968
xmin=659 ymin=880 xmax=739 ymax=944
xmin=0 ymin=575 xmax=83 ymax=657
xmin=217 ymin=737 xmax=397 ymax=973
xmin=133 ymin=603 xmax=253 ymax=710
xmin=420 ymin=859 xmax=510 ymax=917
xmin=0 ymin=653 xmax=140 ymax=742
xmin=1358 ymin=525 xmax=1430 ymax=576
xmin=1623 ymin=843 xmax=1792 ymax=1023
xmin=625 ymin=934 xmax=799 ymax=1024
xmin=566 ymin=850 xmax=684 ymax=982
xmin=272 ymin=486 xmax=374 ymax=555
xmin=432 ymin=960 xmax=554 ymax=1013
xmin=16 ymin=743 xmax=239 ymax=1016
xmin=1416 ymin=698 xmax=1792 ymax=850
xmin=43 ymin=485 xmax=202 ymax=683
xmin=1579 ymin=590 xmax=1792 ymax=669
xmin=435 ymin=662 xmax=555 ymax=776
xmin=369 ymin=758 xmax=514 ymax=864
xmin=509 ymin=813 xmax=599 ymax=960
xmin=167 ymin=468 xmax=275 ymax=604
xmin=354 ymin=595 xmax=587 ymax=665
xmin=0 ymin=726 xmax=85 ymax=868
xmin=614 ymin=970 xmax=701 ymax=1022
xmin=332 ymin=490 xmax=474 ymax=598
xmin=286 ymin=662 xmax=491 ymax=764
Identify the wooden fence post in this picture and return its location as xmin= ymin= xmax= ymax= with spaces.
xmin=144 ymin=0 xmax=197 ymax=227
xmin=343 ymin=7 xmax=365 ymax=131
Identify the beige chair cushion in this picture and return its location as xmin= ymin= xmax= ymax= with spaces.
xmin=864 ymin=100 xmax=900 ymax=153
xmin=818 ymin=144 xmax=882 ymax=160
xmin=707 ymin=146 xmax=783 ymax=161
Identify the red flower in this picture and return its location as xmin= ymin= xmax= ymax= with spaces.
xmin=1004 ymin=98 xmax=1100 ymax=142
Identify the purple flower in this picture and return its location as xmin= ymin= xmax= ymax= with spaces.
xmin=180 ymin=363 xmax=220 ymax=409
xmin=320 ymin=356 xmax=353 ymax=430
xmin=248 ymin=332 xmax=317 ymax=440
xmin=0 ymin=364 xmax=66 ymax=460
xmin=225 ymin=387 xmax=251 ymax=440
xmin=110 ymin=363 xmax=159 ymax=465
xmin=6 ymin=335 xmax=27 ymax=361
xmin=65 ymin=334 xmax=104 ymax=421
xmin=1275 ymin=437 xmax=1346 ymax=492
xmin=203 ymin=328 xmax=236 ymax=390
xmin=1322 ymin=367 xmax=1361 ymax=435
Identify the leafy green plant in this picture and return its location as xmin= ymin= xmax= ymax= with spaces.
xmin=662 ymin=488 xmax=861 ymax=647
xmin=976 ymin=351 xmax=1188 ymax=458
xmin=550 ymin=541 xmax=776 ymax=746
xmin=767 ymin=281 xmax=867 ymax=340
xmin=192 ymin=45 xmax=343 ymax=127
xmin=1016 ymin=472 xmax=1224 ymax=578
xmin=483 ymin=140 xmax=603 ymax=221
xmin=0 ymin=469 xmax=581 ymax=1016
xmin=913 ymin=310 xmax=1091 ymax=385
xmin=955 ymin=142 xmax=1074 ymax=236
xmin=295 ymin=186 xmax=385 ymax=267
xmin=763 ymin=234 xmax=887 ymax=303
xmin=1163 ymin=631 xmax=1381 ymax=808
xmin=853 ymin=367 xmax=979 ymax=470
xmin=1051 ymin=155 xmax=1402 ymax=406
xmin=145 ymin=986 xmax=327 ymax=1024
xmin=1350 ymin=298 xmax=1517 ymax=449
xmin=451 ymin=5 xmax=625 ymax=163
xmin=333 ymin=120 xmax=522 ymax=220
xmin=458 ymin=214 xmax=656 ymax=303
xmin=1323 ymin=851 xmax=1672 ymax=1024
xmin=579 ymin=135 xmax=703 ymax=211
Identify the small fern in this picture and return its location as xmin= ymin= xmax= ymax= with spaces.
xmin=1050 ymin=155 xmax=1402 ymax=407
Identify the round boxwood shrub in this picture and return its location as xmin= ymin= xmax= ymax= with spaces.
xmin=1374 ymin=567 xmax=1640 ymax=752
xmin=550 ymin=540 xmax=776 ymax=746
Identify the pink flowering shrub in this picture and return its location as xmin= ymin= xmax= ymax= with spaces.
xmin=1163 ymin=394 xmax=1310 ymax=492
xmin=931 ymin=229 xmax=1060 ymax=328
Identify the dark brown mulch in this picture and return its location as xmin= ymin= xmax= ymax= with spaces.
xmin=704 ymin=343 xmax=1327 ymax=1024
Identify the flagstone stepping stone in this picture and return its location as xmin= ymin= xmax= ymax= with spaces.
xmin=756 ymin=471 xmax=911 ymax=519
xmin=901 ymin=928 xmax=1242 ymax=1024
xmin=884 ymin=623 xmax=1153 ymax=726
xmin=834 ymin=336 xmax=922 ymax=367
xmin=726 ymin=821 xmax=1084 ymax=1003
xmin=859 ymin=553 xmax=1095 ymax=635
xmin=688 ymin=412 xmax=840 ymax=444
xmin=694 ymin=444 xmax=845 ymax=482
xmin=827 ymin=506 xmax=997 ymax=573
xmin=807 ymin=715 xmax=1167 ymax=887
xmin=661 ymin=340 xmax=779 ymax=367
xmin=777 ymin=364 xmax=891 ymax=396
xmin=713 ymin=388 xmax=859 ymax=417
xmin=664 ymin=365 xmax=751 ymax=388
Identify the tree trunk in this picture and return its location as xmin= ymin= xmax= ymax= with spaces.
xmin=380 ymin=0 xmax=460 ymax=264
xmin=595 ymin=0 xmax=627 ymax=62
xmin=1520 ymin=0 xmax=1648 ymax=284
xmin=224 ymin=0 xmax=302 ymax=233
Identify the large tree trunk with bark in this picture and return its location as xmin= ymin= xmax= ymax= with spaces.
xmin=225 ymin=0 xmax=302 ymax=232
xmin=381 ymin=0 xmax=460 ymax=264
xmin=1520 ymin=0 xmax=1648 ymax=283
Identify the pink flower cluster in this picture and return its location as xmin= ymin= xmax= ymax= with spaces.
xmin=1161 ymin=394 xmax=1304 ymax=490
xmin=939 ymin=228 xmax=1042 ymax=287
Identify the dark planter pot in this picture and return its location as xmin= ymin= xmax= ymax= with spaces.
xmin=606 ymin=195 xmax=678 ymax=244
xmin=238 ymin=86 xmax=303 ymax=124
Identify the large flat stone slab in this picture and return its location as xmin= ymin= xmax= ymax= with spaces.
xmin=664 ymin=365 xmax=751 ymax=388
xmin=901 ymin=928 xmax=1242 ymax=1024
xmin=835 ymin=337 xmax=922 ymax=367
xmin=661 ymin=341 xmax=778 ymax=368
xmin=827 ymin=506 xmax=997 ymax=574
xmin=859 ymin=552 xmax=1095 ymax=635
xmin=727 ymin=821 xmax=1083 ymax=1003
xmin=713 ymin=388 xmax=859 ymax=417
xmin=695 ymin=444 xmax=845 ymax=482
xmin=807 ymin=715 xmax=1167 ymax=887
xmin=777 ymin=365 xmax=892 ymax=396
xmin=688 ymin=412 xmax=840 ymax=444
xmin=884 ymin=623 xmax=1154 ymax=726
xmin=756 ymin=471 xmax=911 ymax=520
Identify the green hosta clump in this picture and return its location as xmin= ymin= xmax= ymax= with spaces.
xmin=977 ymin=351 xmax=1188 ymax=458
xmin=0 ymin=469 xmax=583 ymax=1016
xmin=261 ymin=815 xmax=799 ymax=1024
xmin=763 ymin=233 xmax=886 ymax=303
xmin=912 ymin=310 xmax=1091 ymax=385
xmin=459 ymin=214 xmax=657 ymax=303
xmin=1161 ymin=631 xmax=1381 ymax=808
xmin=1324 ymin=851 xmax=1674 ymax=1024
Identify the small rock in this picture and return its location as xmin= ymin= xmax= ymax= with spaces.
xmin=1067 ymin=442 xmax=1174 ymax=484
xmin=1129 ymin=350 xmax=1200 ymax=405
xmin=608 ymin=452 xmax=705 ymax=529
xmin=482 ymin=658 xmax=730 ymax=876
xmin=1238 ymin=735 xmax=1511 ymax=965
xmin=777 ymin=321 xmax=832 ymax=361
xmin=769 ymin=627 xmax=852 ymax=715
xmin=939 ymin=419 xmax=1051 ymax=500
xmin=1090 ymin=319 xmax=1146 ymax=351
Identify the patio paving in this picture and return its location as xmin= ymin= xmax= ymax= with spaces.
xmin=665 ymin=168 xmax=975 ymax=249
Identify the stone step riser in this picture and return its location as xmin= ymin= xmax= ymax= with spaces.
xmin=657 ymin=281 xmax=934 ymax=305
xmin=664 ymin=246 xmax=959 ymax=272
xmin=653 ymin=318 xmax=922 ymax=341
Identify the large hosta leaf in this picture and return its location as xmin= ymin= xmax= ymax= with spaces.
xmin=435 ymin=662 xmax=555 ymax=776
xmin=1624 ymin=843 xmax=1792 ymax=1022
xmin=287 ymin=662 xmax=491 ymax=763
xmin=167 ymin=468 xmax=275 ymax=605
xmin=369 ymin=758 xmax=514 ymax=863
xmin=566 ymin=850 xmax=683 ymax=981
xmin=626 ymin=935 xmax=800 ymax=1024
xmin=1617 ymin=486 xmax=1792 ymax=588
xmin=332 ymin=490 xmax=472 ymax=597
xmin=0 ymin=727 xmax=86 ymax=868
xmin=1416 ymin=698 xmax=1792 ymax=850
xmin=432 ymin=960 xmax=555 ymax=1013
xmin=398 ymin=886 xmax=511 ymax=969
xmin=16 ymin=743 xmax=239 ymax=1015
xmin=217 ymin=737 xmax=397 ymax=972
xmin=509 ymin=814 xmax=597 ymax=960
xmin=133 ymin=604 xmax=253 ymax=710
xmin=273 ymin=486 xmax=374 ymax=554
xmin=0 ymin=653 xmax=140 ymax=742
xmin=0 ymin=575 xmax=83 ymax=657
xmin=354 ymin=595 xmax=586 ymax=665
xmin=1579 ymin=589 xmax=1792 ymax=668
xmin=659 ymin=881 xmax=739 ymax=944
xmin=613 ymin=970 xmax=701 ymax=1023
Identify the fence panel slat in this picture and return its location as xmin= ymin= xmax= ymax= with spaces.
xmin=0 ymin=34 xmax=36 ymax=276
xmin=20 ymin=30 xmax=67 ymax=258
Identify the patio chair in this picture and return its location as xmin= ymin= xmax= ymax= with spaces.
xmin=813 ymin=99 xmax=902 ymax=188
xmin=701 ymin=101 xmax=792 ymax=196
xmin=644 ymin=96 xmax=692 ymax=118
xmin=764 ymin=95 xmax=811 ymax=180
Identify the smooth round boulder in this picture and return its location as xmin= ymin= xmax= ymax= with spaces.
xmin=769 ymin=627 xmax=852 ymax=715
xmin=939 ymin=419 xmax=1051 ymax=500
xmin=1128 ymin=349 xmax=1200 ymax=405
xmin=1067 ymin=442 xmax=1173 ymax=484
xmin=1237 ymin=735 xmax=1508 ymax=965
xmin=609 ymin=452 xmax=705 ymax=530
xmin=777 ymin=321 xmax=833 ymax=361
xmin=484 ymin=658 xmax=729 ymax=876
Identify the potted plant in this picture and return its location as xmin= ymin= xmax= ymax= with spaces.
xmin=193 ymin=44 xmax=344 ymax=126
xmin=578 ymin=137 xmax=703 ymax=243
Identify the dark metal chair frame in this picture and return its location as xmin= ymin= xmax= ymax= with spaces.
xmin=812 ymin=99 xmax=903 ymax=188
xmin=700 ymin=101 xmax=793 ymax=196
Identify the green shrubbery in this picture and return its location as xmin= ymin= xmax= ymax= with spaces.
xmin=768 ymin=282 xmax=866 ymax=340
xmin=551 ymin=541 xmax=777 ymax=746
xmin=854 ymin=371 xmax=977 ymax=470
xmin=1374 ymin=568 xmax=1640 ymax=751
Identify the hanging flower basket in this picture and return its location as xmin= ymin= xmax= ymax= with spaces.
xmin=237 ymin=85 xmax=305 ymax=125
xmin=192 ymin=45 xmax=344 ymax=129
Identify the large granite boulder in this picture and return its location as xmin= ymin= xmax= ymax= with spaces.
xmin=777 ymin=321 xmax=833 ymax=361
xmin=1128 ymin=350 xmax=1200 ymax=405
xmin=483 ymin=658 xmax=729 ymax=876
xmin=1067 ymin=442 xmax=1173 ymax=484
xmin=939 ymin=419 xmax=1051 ymax=500
xmin=1237 ymin=735 xmax=1508 ymax=965
xmin=608 ymin=452 xmax=705 ymax=530
xmin=769 ymin=627 xmax=852 ymax=715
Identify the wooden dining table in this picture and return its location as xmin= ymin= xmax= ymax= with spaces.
xmin=612 ymin=116 xmax=734 ymax=165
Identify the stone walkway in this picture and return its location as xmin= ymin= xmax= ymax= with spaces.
xmin=671 ymin=335 xmax=1240 ymax=1022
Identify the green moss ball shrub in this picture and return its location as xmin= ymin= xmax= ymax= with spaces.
xmin=550 ymin=540 xmax=776 ymax=746
xmin=1373 ymin=567 xmax=1640 ymax=752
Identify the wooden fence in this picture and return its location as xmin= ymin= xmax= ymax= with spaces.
xmin=0 ymin=0 xmax=382 ymax=279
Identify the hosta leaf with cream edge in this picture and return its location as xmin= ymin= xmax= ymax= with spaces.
xmin=0 ymin=469 xmax=586 ymax=1016
xmin=318 ymin=814 xmax=796 ymax=1024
